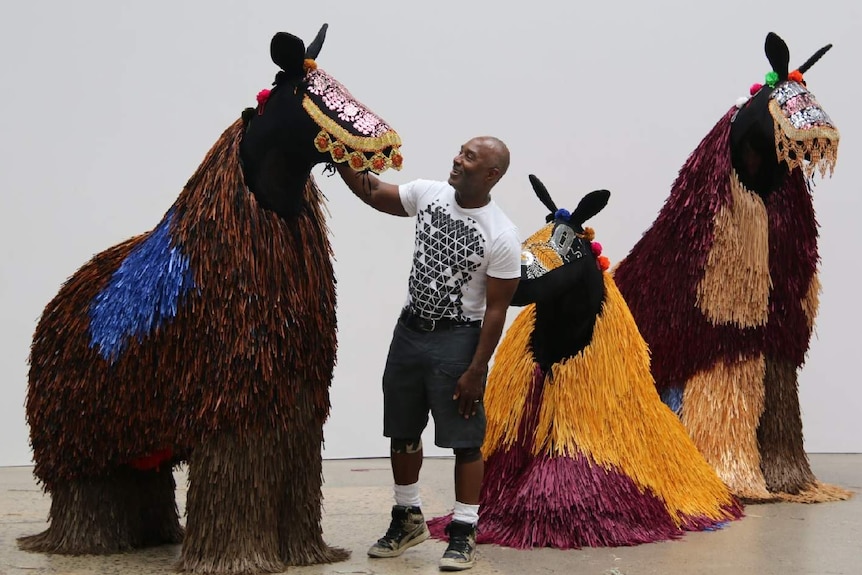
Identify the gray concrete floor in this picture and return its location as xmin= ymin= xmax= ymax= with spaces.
xmin=0 ymin=454 xmax=859 ymax=575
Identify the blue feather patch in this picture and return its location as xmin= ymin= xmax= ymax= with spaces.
xmin=89 ymin=209 xmax=196 ymax=362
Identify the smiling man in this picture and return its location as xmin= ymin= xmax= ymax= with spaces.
xmin=337 ymin=136 xmax=520 ymax=571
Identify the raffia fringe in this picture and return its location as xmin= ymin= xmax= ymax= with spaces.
xmin=482 ymin=307 xmax=537 ymax=458
xmin=695 ymin=170 xmax=771 ymax=328
xmin=801 ymin=271 xmax=821 ymax=331
xmin=771 ymin=481 xmax=853 ymax=503
xmin=682 ymin=355 xmax=772 ymax=500
xmin=490 ymin=275 xmax=738 ymax=523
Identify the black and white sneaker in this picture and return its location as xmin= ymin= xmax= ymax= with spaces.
xmin=439 ymin=520 xmax=477 ymax=571
xmin=367 ymin=505 xmax=430 ymax=558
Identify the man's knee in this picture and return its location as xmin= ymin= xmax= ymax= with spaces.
xmin=391 ymin=438 xmax=423 ymax=454
xmin=453 ymin=446 xmax=482 ymax=463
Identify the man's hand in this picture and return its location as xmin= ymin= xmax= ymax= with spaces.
xmin=451 ymin=276 xmax=519 ymax=418
xmin=453 ymin=365 xmax=487 ymax=418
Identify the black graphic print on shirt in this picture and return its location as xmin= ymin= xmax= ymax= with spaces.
xmin=409 ymin=201 xmax=486 ymax=320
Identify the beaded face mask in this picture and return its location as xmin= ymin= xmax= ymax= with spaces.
xmin=521 ymin=220 xmax=595 ymax=279
xmin=731 ymin=33 xmax=838 ymax=181
xmin=303 ymin=68 xmax=403 ymax=174
xmin=519 ymin=176 xmax=611 ymax=281
xmin=768 ymin=81 xmax=838 ymax=178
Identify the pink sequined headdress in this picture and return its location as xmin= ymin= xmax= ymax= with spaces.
xmin=303 ymin=67 xmax=402 ymax=174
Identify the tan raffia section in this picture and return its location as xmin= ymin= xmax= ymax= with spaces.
xmin=774 ymin=481 xmax=853 ymax=503
xmin=801 ymin=271 xmax=821 ymax=331
xmin=769 ymin=99 xmax=839 ymax=179
xmin=696 ymin=170 xmax=771 ymax=328
xmin=682 ymin=355 xmax=773 ymax=501
xmin=528 ymin=275 xmax=738 ymax=524
xmin=481 ymin=306 xmax=538 ymax=459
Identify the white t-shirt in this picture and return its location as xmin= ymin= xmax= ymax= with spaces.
xmin=398 ymin=179 xmax=521 ymax=322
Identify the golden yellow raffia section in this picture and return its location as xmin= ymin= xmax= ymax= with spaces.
xmin=526 ymin=275 xmax=738 ymax=523
xmin=696 ymin=170 xmax=771 ymax=328
xmin=682 ymin=355 xmax=773 ymax=501
xmin=769 ymin=99 xmax=839 ymax=178
xmin=303 ymin=97 xmax=402 ymax=153
xmin=481 ymin=307 xmax=537 ymax=459
xmin=801 ymin=271 xmax=821 ymax=331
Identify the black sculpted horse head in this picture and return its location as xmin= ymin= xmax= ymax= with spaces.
xmin=730 ymin=32 xmax=838 ymax=199
xmin=512 ymin=174 xmax=610 ymax=368
xmin=239 ymin=24 xmax=403 ymax=217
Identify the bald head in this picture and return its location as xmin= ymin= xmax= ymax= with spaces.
xmin=449 ymin=136 xmax=512 ymax=201
xmin=474 ymin=136 xmax=510 ymax=181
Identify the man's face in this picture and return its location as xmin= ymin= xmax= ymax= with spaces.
xmin=448 ymin=138 xmax=495 ymax=191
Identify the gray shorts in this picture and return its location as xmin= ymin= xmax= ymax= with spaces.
xmin=382 ymin=319 xmax=485 ymax=449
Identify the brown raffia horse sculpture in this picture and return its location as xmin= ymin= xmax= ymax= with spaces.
xmin=19 ymin=24 xmax=403 ymax=573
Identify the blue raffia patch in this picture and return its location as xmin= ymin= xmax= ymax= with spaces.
xmin=89 ymin=209 xmax=196 ymax=362
xmin=660 ymin=386 xmax=684 ymax=416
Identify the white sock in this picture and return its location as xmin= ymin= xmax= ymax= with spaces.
xmin=394 ymin=482 xmax=422 ymax=508
xmin=452 ymin=501 xmax=480 ymax=526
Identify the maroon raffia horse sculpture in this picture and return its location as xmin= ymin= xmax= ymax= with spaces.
xmin=613 ymin=32 xmax=850 ymax=503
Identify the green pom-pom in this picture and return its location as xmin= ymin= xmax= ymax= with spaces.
xmin=765 ymin=71 xmax=780 ymax=88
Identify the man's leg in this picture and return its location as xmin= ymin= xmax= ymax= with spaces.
xmin=453 ymin=448 xmax=482 ymax=505
xmin=367 ymin=438 xmax=430 ymax=558
xmin=427 ymin=328 xmax=485 ymax=570
xmin=392 ymin=439 xmax=424 ymax=487
xmin=441 ymin=447 xmax=483 ymax=571
xmin=370 ymin=322 xmax=431 ymax=558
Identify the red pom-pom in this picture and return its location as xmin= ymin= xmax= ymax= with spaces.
xmin=591 ymin=241 xmax=603 ymax=256
xmin=256 ymin=89 xmax=271 ymax=106
xmin=749 ymin=83 xmax=763 ymax=96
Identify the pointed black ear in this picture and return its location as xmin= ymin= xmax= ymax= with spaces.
xmin=765 ymin=32 xmax=790 ymax=79
xmin=271 ymin=32 xmax=306 ymax=76
xmin=528 ymin=174 xmax=558 ymax=215
xmin=571 ymin=190 xmax=610 ymax=227
xmin=798 ymin=43 xmax=833 ymax=74
xmin=305 ymin=23 xmax=328 ymax=60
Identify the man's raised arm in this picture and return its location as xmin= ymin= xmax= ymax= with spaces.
xmin=337 ymin=163 xmax=408 ymax=216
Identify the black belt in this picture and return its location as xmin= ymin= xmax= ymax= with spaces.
xmin=399 ymin=308 xmax=481 ymax=332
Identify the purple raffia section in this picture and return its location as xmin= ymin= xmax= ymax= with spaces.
xmin=429 ymin=363 xmax=737 ymax=548
xmin=764 ymin=170 xmax=818 ymax=367
xmin=613 ymin=108 xmax=765 ymax=390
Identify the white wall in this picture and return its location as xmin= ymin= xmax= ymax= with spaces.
xmin=1 ymin=1 xmax=859 ymax=466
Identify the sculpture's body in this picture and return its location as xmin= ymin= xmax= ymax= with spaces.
xmin=613 ymin=33 xmax=850 ymax=502
xmin=430 ymin=176 xmax=742 ymax=548
xmin=19 ymin=25 xmax=403 ymax=573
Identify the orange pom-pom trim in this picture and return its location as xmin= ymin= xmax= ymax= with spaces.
xmin=597 ymin=255 xmax=610 ymax=272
